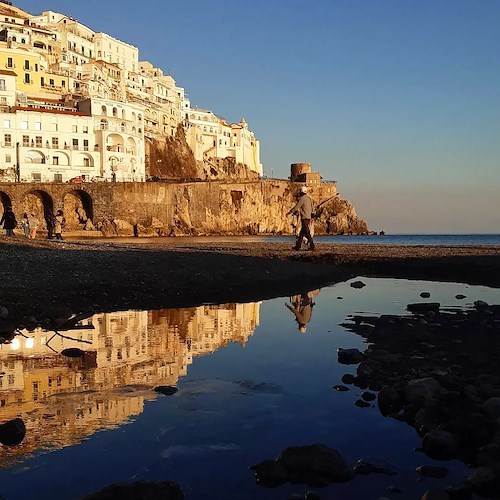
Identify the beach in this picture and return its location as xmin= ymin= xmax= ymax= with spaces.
xmin=0 ymin=237 xmax=499 ymax=335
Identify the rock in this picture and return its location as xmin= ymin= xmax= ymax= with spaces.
xmin=422 ymin=430 xmax=459 ymax=460
xmin=82 ymin=481 xmax=183 ymax=500
xmin=0 ymin=418 xmax=26 ymax=446
xmin=337 ymin=348 xmax=365 ymax=365
xmin=341 ymin=374 xmax=355 ymax=384
xmin=154 ymin=386 xmax=178 ymax=396
xmin=420 ymin=292 xmax=431 ymax=298
xmin=355 ymin=399 xmax=371 ymax=408
xmin=61 ymin=348 xmax=85 ymax=358
xmin=407 ymin=303 xmax=441 ymax=313
xmin=361 ymin=391 xmax=376 ymax=402
xmin=378 ymin=386 xmax=402 ymax=416
xmin=404 ymin=378 xmax=443 ymax=405
xmin=465 ymin=466 xmax=500 ymax=498
xmin=387 ymin=485 xmax=402 ymax=493
xmin=0 ymin=306 xmax=8 ymax=319
xmin=350 ymin=280 xmax=366 ymax=289
xmin=135 ymin=224 xmax=156 ymax=237
xmin=476 ymin=444 xmax=500 ymax=467
xmin=417 ymin=465 xmax=449 ymax=478
xmin=277 ymin=444 xmax=351 ymax=484
xmin=474 ymin=300 xmax=489 ymax=309
xmin=333 ymin=385 xmax=349 ymax=392
xmin=455 ymin=295 xmax=466 ymax=300
xmin=250 ymin=460 xmax=288 ymax=487
xmin=83 ymin=219 xmax=95 ymax=231
xmin=304 ymin=492 xmax=321 ymax=500
xmin=482 ymin=397 xmax=500 ymax=418
xmin=421 ymin=490 xmax=450 ymax=500
xmin=353 ymin=458 xmax=399 ymax=475
xmin=112 ymin=218 xmax=135 ymax=237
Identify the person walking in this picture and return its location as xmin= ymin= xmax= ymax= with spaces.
xmin=54 ymin=210 xmax=65 ymax=241
xmin=28 ymin=213 xmax=40 ymax=239
xmin=286 ymin=186 xmax=315 ymax=251
xmin=0 ymin=206 xmax=17 ymax=237
xmin=22 ymin=213 xmax=29 ymax=238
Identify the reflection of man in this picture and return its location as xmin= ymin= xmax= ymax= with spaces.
xmin=285 ymin=290 xmax=318 ymax=333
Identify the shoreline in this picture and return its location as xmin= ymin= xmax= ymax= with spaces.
xmin=0 ymin=237 xmax=499 ymax=336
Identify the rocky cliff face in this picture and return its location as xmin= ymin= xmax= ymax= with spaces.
xmin=314 ymin=196 xmax=368 ymax=235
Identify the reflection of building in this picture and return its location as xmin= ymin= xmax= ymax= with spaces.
xmin=0 ymin=302 xmax=260 ymax=467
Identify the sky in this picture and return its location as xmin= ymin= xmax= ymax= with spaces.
xmin=18 ymin=0 xmax=500 ymax=233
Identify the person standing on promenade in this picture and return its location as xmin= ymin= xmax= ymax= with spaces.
xmin=28 ymin=213 xmax=40 ymax=239
xmin=0 ymin=206 xmax=17 ymax=237
xmin=22 ymin=213 xmax=29 ymax=238
xmin=46 ymin=210 xmax=56 ymax=240
xmin=286 ymin=186 xmax=315 ymax=251
xmin=54 ymin=210 xmax=65 ymax=241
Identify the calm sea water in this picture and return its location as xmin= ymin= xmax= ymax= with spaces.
xmin=269 ymin=233 xmax=500 ymax=246
xmin=0 ymin=278 xmax=499 ymax=499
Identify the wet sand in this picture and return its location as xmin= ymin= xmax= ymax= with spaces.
xmin=0 ymin=236 xmax=499 ymax=334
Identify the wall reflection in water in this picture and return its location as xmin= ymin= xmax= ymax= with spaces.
xmin=0 ymin=302 xmax=261 ymax=467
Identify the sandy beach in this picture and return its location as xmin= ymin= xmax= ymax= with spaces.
xmin=0 ymin=236 xmax=498 ymax=336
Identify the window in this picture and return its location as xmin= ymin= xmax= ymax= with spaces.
xmin=4 ymin=134 xmax=11 ymax=146
xmin=83 ymin=126 xmax=88 ymax=134
xmin=41 ymin=76 xmax=45 ymax=86
xmin=21 ymin=121 xmax=28 ymax=130
xmin=52 ymin=156 xmax=59 ymax=165
xmin=22 ymin=135 xmax=29 ymax=147
xmin=83 ymin=158 xmax=90 ymax=167
xmin=35 ymin=122 xmax=41 ymax=131
xmin=3 ymin=120 xmax=10 ymax=128
xmin=35 ymin=136 xmax=42 ymax=147
xmin=72 ymin=125 xmax=77 ymax=133
xmin=72 ymin=138 xmax=78 ymax=149
xmin=52 ymin=137 xmax=58 ymax=148
xmin=32 ymin=173 xmax=41 ymax=182
xmin=53 ymin=173 xmax=62 ymax=182
xmin=24 ymin=60 xmax=29 ymax=70
xmin=0 ymin=79 xmax=5 ymax=91
xmin=34 ymin=64 xmax=38 ymax=71
xmin=100 ymin=119 xmax=108 ymax=130
xmin=5 ymin=154 xmax=11 ymax=162
xmin=49 ymin=79 xmax=54 ymax=87
xmin=61 ymin=81 xmax=65 ymax=88
xmin=83 ymin=139 xmax=89 ymax=150
xmin=24 ymin=73 xmax=30 ymax=84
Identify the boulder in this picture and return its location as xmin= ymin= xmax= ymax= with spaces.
xmin=378 ymin=386 xmax=402 ymax=416
xmin=404 ymin=378 xmax=443 ymax=405
xmin=250 ymin=460 xmax=288 ymax=487
xmin=337 ymin=348 xmax=365 ymax=365
xmin=407 ymin=303 xmax=441 ymax=314
xmin=482 ymin=397 xmax=500 ymax=418
xmin=0 ymin=305 xmax=8 ymax=319
xmin=422 ymin=430 xmax=459 ymax=460
xmin=83 ymin=219 xmax=95 ymax=231
xmin=350 ymin=280 xmax=366 ymax=289
xmin=112 ymin=219 xmax=135 ymax=237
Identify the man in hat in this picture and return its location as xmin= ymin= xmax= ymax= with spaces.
xmin=286 ymin=185 xmax=315 ymax=251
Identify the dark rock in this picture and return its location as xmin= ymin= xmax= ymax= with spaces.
xmin=337 ymin=348 xmax=365 ymax=365
xmin=154 ymin=386 xmax=178 ymax=396
xmin=332 ymin=385 xmax=349 ymax=392
xmin=407 ymin=303 xmax=441 ymax=313
xmin=445 ymin=483 xmax=472 ymax=499
xmin=304 ymin=492 xmax=321 ymax=500
xmin=341 ymin=374 xmax=355 ymax=385
xmin=61 ymin=348 xmax=85 ymax=358
xmin=277 ymin=444 xmax=351 ymax=484
xmin=387 ymin=485 xmax=402 ymax=493
xmin=422 ymin=430 xmax=459 ymax=460
xmin=361 ymin=391 xmax=376 ymax=402
xmin=476 ymin=444 xmax=500 ymax=467
xmin=0 ymin=418 xmax=26 ymax=446
xmin=465 ymin=466 xmax=500 ymax=498
xmin=378 ymin=386 xmax=402 ymax=416
xmin=417 ymin=465 xmax=449 ymax=478
xmin=82 ymin=481 xmax=184 ymax=499
xmin=350 ymin=280 xmax=366 ymax=289
xmin=482 ymin=397 xmax=500 ymax=418
xmin=420 ymin=292 xmax=431 ymax=298
xmin=250 ymin=460 xmax=288 ymax=487
xmin=474 ymin=300 xmax=489 ymax=309
xmin=421 ymin=490 xmax=450 ymax=500
xmin=404 ymin=378 xmax=443 ymax=405
xmin=353 ymin=458 xmax=399 ymax=475
xmin=455 ymin=295 xmax=466 ymax=300
xmin=355 ymin=399 xmax=370 ymax=408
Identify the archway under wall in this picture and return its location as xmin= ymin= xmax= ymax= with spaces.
xmin=63 ymin=190 xmax=93 ymax=230
xmin=0 ymin=191 xmax=12 ymax=212
xmin=21 ymin=190 xmax=54 ymax=230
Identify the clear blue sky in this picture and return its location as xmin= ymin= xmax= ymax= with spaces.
xmin=18 ymin=0 xmax=500 ymax=233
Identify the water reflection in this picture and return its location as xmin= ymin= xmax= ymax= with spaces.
xmin=285 ymin=290 xmax=319 ymax=333
xmin=0 ymin=302 xmax=261 ymax=467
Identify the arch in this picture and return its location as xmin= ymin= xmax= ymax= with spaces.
xmin=75 ymin=153 xmax=94 ymax=168
xmin=132 ymin=112 xmax=136 ymax=121
xmin=100 ymin=118 xmax=108 ymax=130
xmin=106 ymin=133 xmax=124 ymax=152
xmin=120 ymin=122 xmax=126 ymax=132
xmin=112 ymin=107 xmax=118 ymax=117
xmin=101 ymin=105 xmax=107 ymax=115
xmin=52 ymin=151 xmax=70 ymax=166
xmin=0 ymin=191 xmax=12 ymax=211
xmin=126 ymin=137 xmax=136 ymax=155
xmin=137 ymin=114 xmax=142 ymax=123
xmin=121 ymin=109 xmax=126 ymax=120
xmin=21 ymin=190 xmax=54 ymax=230
xmin=24 ymin=150 xmax=46 ymax=164
xmin=63 ymin=189 xmax=93 ymax=230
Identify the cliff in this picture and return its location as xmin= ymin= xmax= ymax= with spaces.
xmin=314 ymin=195 xmax=368 ymax=235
